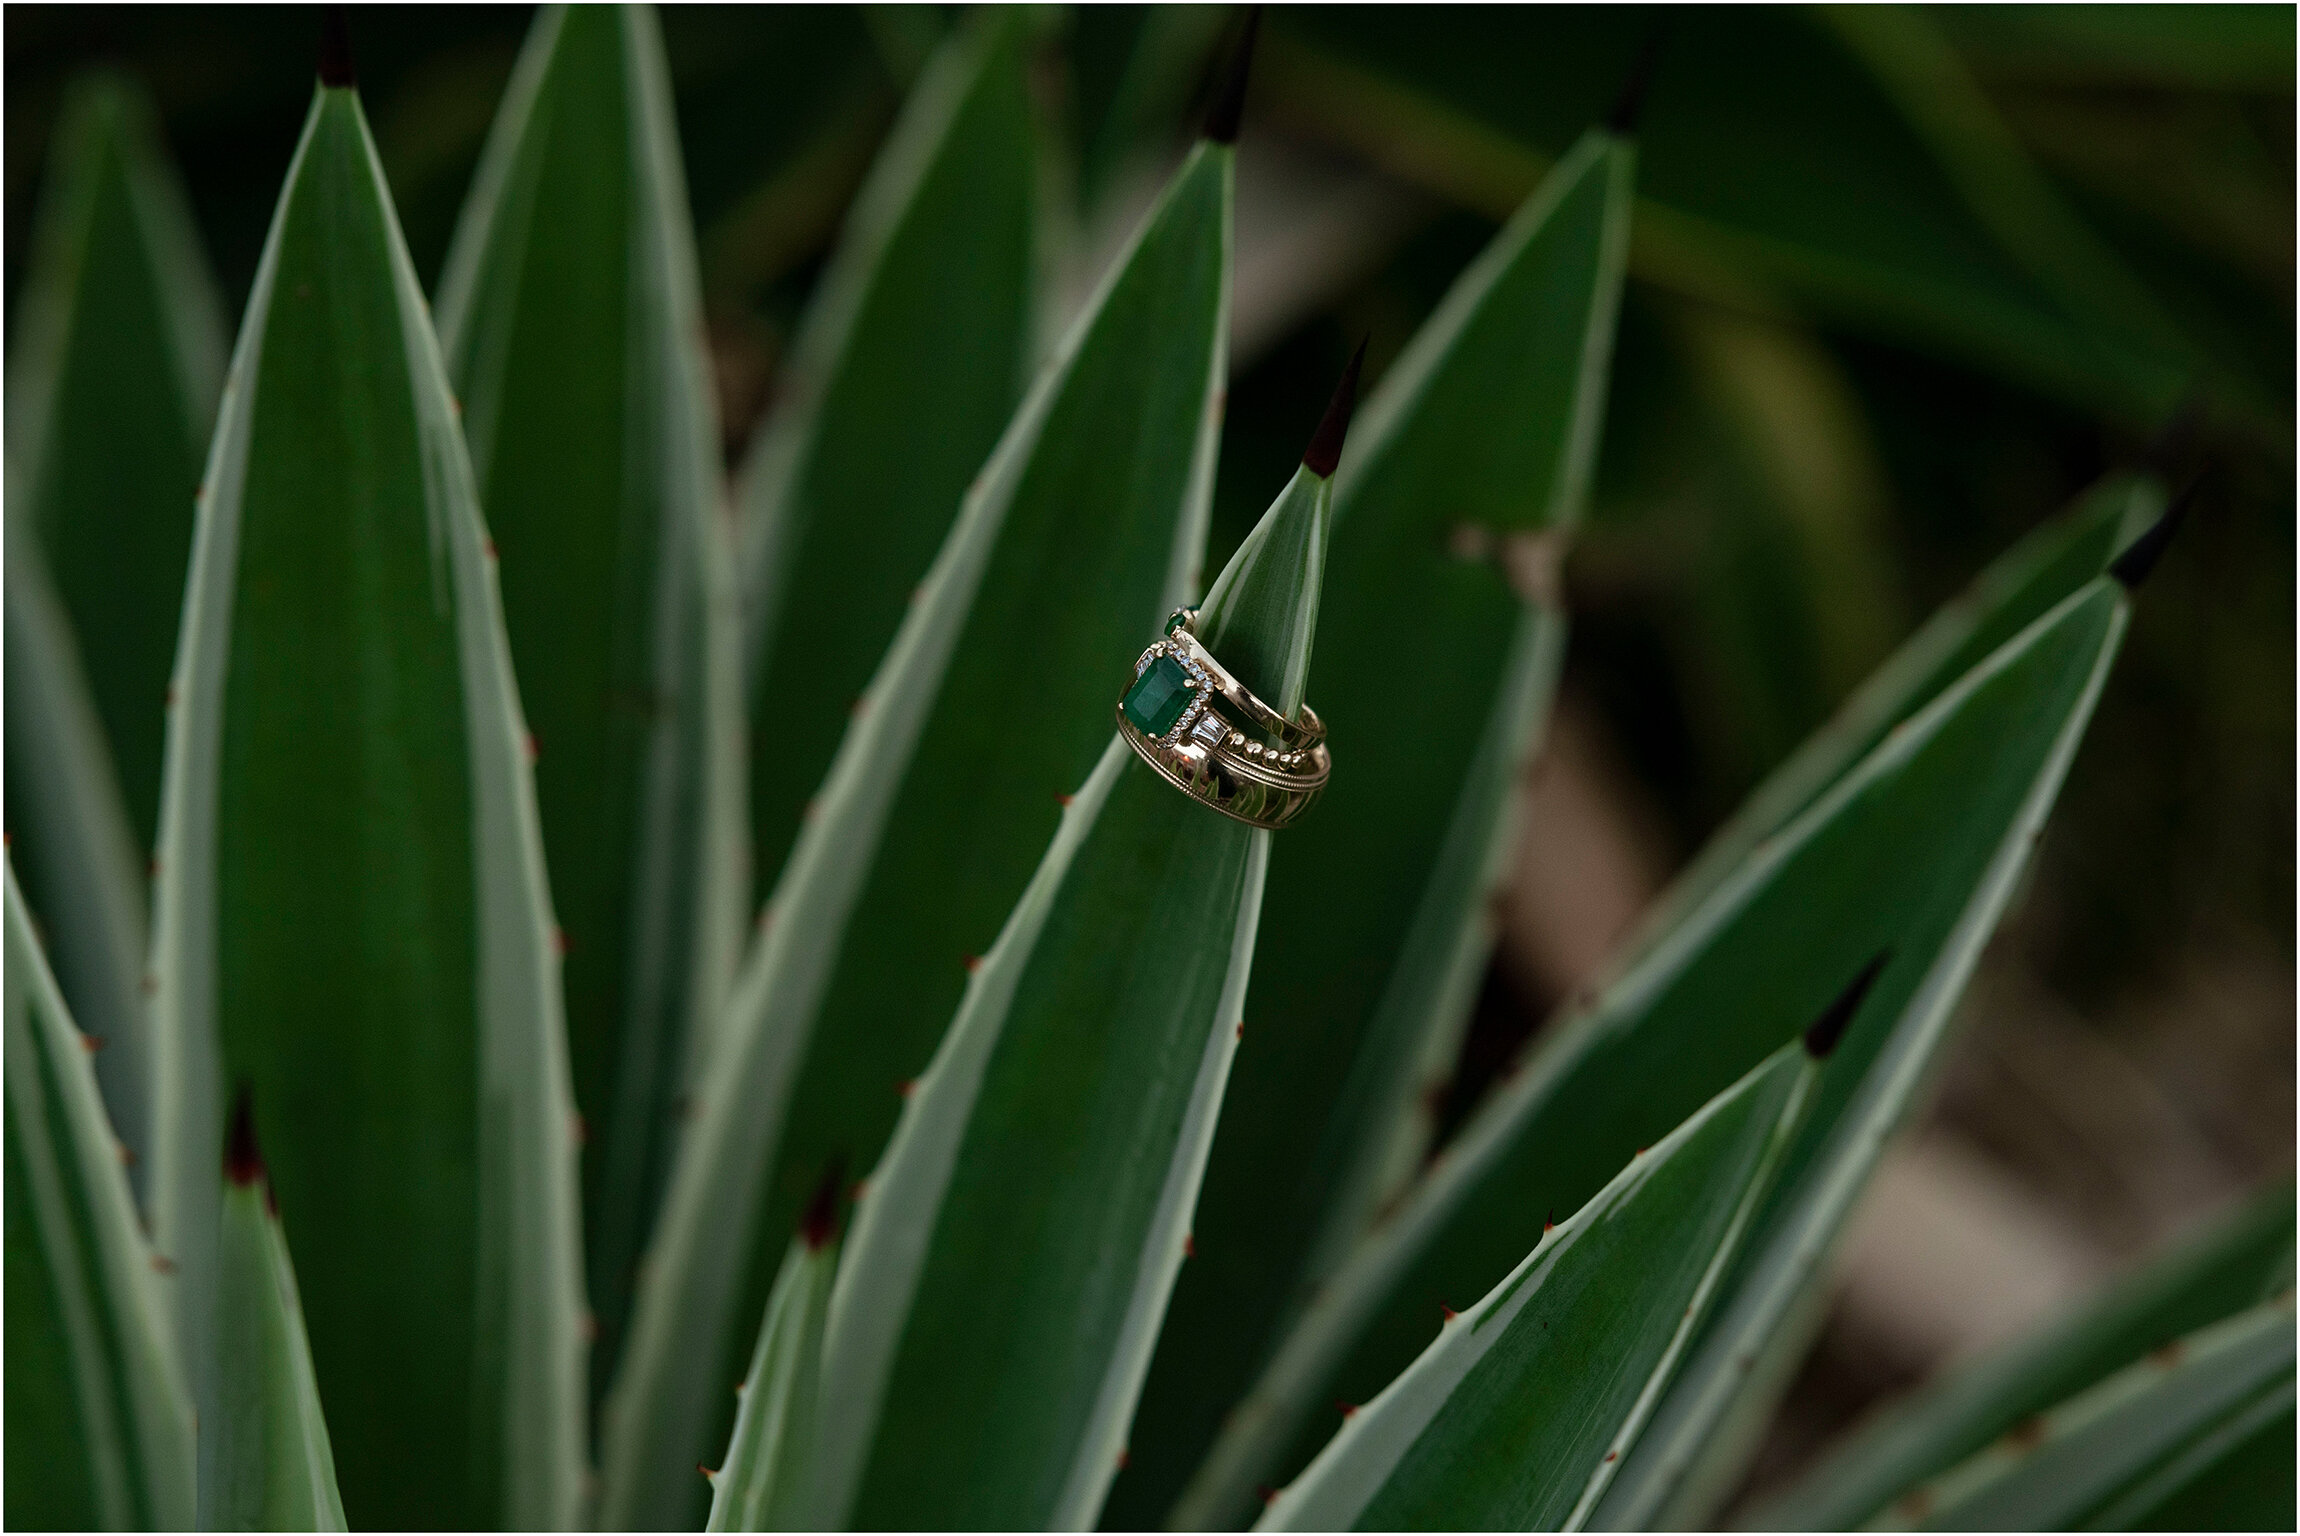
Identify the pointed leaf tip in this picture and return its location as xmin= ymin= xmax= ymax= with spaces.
xmin=2108 ymin=480 xmax=2198 ymax=589
xmin=2139 ymin=395 xmax=2204 ymax=478
xmin=1302 ymin=338 xmax=1367 ymax=478
xmin=1203 ymin=6 xmax=1261 ymax=144
xmin=1608 ymin=30 xmax=1666 ymax=134
xmin=225 ymin=1082 xmax=264 ymax=1186
xmin=317 ymin=4 xmax=355 ymax=87
xmin=801 ymin=1156 xmax=847 ymax=1250
xmin=1803 ymin=951 xmax=1890 ymax=1059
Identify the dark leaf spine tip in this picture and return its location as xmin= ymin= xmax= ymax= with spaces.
xmin=802 ymin=1156 xmax=847 ymax=1250
xmin=2108 ymin=480 xmax=2198 ymax=589
xmin=2139 ymin=394 xmax=2203 ymax=476
xmin=224 ymin=1083 xmax=264 ymax=1187
xmin=317 ymin=5 xmax=356 ymax=88
xmin=1804 ymin=950 xmax=1891 ymax=1058
xmin=1203 ymin=6 xmax=1261 ymax=144
xmin=1607 ymin=30 xmax=1666 ymax=134
xmin=1301 ymin=337 xmax=1367 ymax=478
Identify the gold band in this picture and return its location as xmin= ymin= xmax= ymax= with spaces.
xmin=1115 ymin=608 xmax=1330 ymax=829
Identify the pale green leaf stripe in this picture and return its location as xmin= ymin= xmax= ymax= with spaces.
xmin=1112 ymin=130 xmax=1634 ymax=1531
xmin=811 ymin=460 xmax=1330 ymax=1531
xmin=4 ymin=76 xmax=227 ymax=1181
xmin=434 ymin=1 xmax=748 ymax=1383
xmin=1612 ymin=468 xmax=2159 ymax=978
xmin=3 ymin=491 xmax=152 ymax=1194
xmin=602 ymin=136 xmax=1231 ymax=1529
xmin=705 ymin=1232 xmax=839 ymax=1532
xmin=1753 ymin=1177 xmax=2295 ymax=1531
xmin=1183 ymin=578 xmax=2129 ymax=1527
xmin=147 ymin=85 xmax=584 ymax=1529
xmin=1261 ymin=1041 xmax=1817 ymax=1532
xmin=733 ymin=14 xmax=1036 ymax=905
xmin=5 ymin=72 xmax=225 ymax=856
xmin=4 ymin=863 xmax=195 ymax=1532
xmin=212 ymin=1177 xmax=346 ymax=1532
xmin=1592 ymin=582 xmax=2132 ymax=1530
xmin=1869 ymin=1294 xmax=2297 ymax=1532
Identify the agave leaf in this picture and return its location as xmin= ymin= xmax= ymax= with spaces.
xmin=212 ymin=1110 xmax=347 ymax=1533
xmin=602 ymin=130 xmax=1232 ymax=1528
xmin=1261 ymin=1035 xmax=1824 ymax=1532
xmin=704 ymin=1201 xmax=841 ymax=1533
xmin=3 ymin=487 xmax=153 ymax=1196
xmin=1256 ymin=8 xmax=2190 ymax=422
xmin=1108 ymin=128 xmax=1635 ymax=1528
xmin=1622 ymin=468 xmax=2163 ymax=971
xmin=1070 ymin=5 xmax=1229 ymax=213
xmin=6 ymin=71 xmax=227 ymax=856
xmin=1585 ymin=579 xmax=2135 ymax=1530
xmin=146 ymin=82 xmax=584 ymax=1530
xmin=432 ymin=2 xmax=747 ymax=1378
xmin=812 ymin=444 xmax=1333 ymax=1531
xmin=4 ymin=75 xmax=228 ymax=1174
xmin=1183 ymin=568 xmax=2134 ymax=1527
xmin=4 ymin=863 xmax=195 ymax=1532
xmin=1753 ymin=1178 xmax=2295 ymax=1531
xmin=1868 ymin=1294 xmax=2296 ymax=1532
xmin=734 ymin=13 xmax=1037 ymax=915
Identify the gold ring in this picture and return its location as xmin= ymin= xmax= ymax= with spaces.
xmin=1115 ymin=608 xmax=1330 ymax=829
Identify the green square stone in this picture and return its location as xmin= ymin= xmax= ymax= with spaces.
xmin=1123 ymin=654 xmax=1196 ymax=737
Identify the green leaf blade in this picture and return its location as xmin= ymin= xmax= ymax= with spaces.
xmin=706 ymin=1229 xmax=839 ymax=1534
xmin=1261 ymin=1041 xmax=1816 ymax=1532
xmin=603 ymin=131 xmax=1232 ymax=1529
xmin=4 ymin=864 xmax=196 ymax=1533
xmin=1636 ymin=468 xmax=2161 ymax=959
xmin=1877 ymin=1295 xmax=2297 ymax=1532
xmin=1755 ymin=1179 xmax=2295 ymax=1531
xmin=5 ymin=74 xmax=228 ymax=1183
xmin=1261 ymin=8 xmax=2191 ymax=421
xmin=7 ymin=72 xmax=226 ymax=859
xmin=149 ymin=84 xmax=585 ymax=1531
xmin=1111 ymin=129 xmax=1634 ymax=1529
xmin=1186 ymin=575 xmax=2131 ymax=1527
xmin=736 ymin=15 xmax=1039 ymax=906
xmin=817 ymin=459 xmax=1332 ymax=1531
xmin=434 ymin=2 xmax=748 ymax=1381
xmin=213 ymin=1169 xmax=347 ymax=1532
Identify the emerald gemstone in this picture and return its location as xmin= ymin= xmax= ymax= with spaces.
xmin=1122 ymin=654 xmax=1196 ymax=737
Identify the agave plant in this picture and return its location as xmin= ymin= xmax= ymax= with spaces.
xmin=6 ymin=7 xmax=2288 ymax=1534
